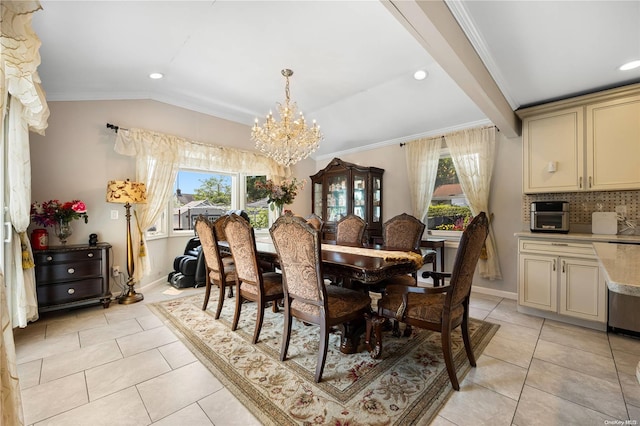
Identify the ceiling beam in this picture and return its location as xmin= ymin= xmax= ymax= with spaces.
xmin=384 ymin=0 xmax=520 ymax=138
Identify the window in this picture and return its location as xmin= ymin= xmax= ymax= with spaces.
xmin=145 ymin=170 xmax=269 ymax=237
xmin=428 ymin=153 xmax=472 ymax=232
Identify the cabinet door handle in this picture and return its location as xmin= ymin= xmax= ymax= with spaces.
xmin=87 ymin=253 xmax=94 ymax=258
xmin=46 ymin=256 xmax=53 ymax=261
xmin=579 ymin=177 xmax=583 ymax=188
xmin=562 ymin=260 xmax=566 ymax=273
xmin=553 ymin=259 xmax=556 ymax=271
xmin=551 ymin=243 xmax=568 ymax=246
xmin=67 ymin=288 xmax=75 ymax=295
xmin=589 ymin=176 xmax=592 ymax=188
xmin=67 ymin=268 xmax=75 ymax=274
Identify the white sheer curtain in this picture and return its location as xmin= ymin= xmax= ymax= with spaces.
xmin=446 ymin=126 xmax=502 ymax=280
xmin=115 ymin=127 xmax=289 ymax=281
xmin=1 ymin=1 xmax=49 ymax=423
xmin=405 ymin=136 xmax=442 ymax=223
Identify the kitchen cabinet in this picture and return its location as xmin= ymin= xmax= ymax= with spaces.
xmin=518 ymin=84 xmax=640 ymax=194
xmin=518 ymin=239 xmax=606 ymax=324
xmin=310 ymin=157 xmax=384 ymax=242
xmin=34 ymin=243 xmax=112 ymax=312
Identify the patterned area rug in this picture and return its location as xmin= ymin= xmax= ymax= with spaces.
xmin=150 ymin=293 xmax=499 ymax=425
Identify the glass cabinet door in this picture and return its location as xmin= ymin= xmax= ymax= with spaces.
xmin=326 ymin=175 xmax=347 ymax=222
xmin=353 ymin=174 xmax=367 ymax=221
xmin=313 ymin=181 xmax=323 ymax=216
xmin=372 ymin=176 xmax=382 ymax=224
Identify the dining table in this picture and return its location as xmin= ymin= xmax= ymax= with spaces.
xmin=219 ymin=235 xmax=424 ymax=353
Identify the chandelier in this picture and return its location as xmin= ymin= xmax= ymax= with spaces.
xmin=252 ymin=69 xmax=323 ymax=167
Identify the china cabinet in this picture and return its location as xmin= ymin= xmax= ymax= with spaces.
xmin=518 ymin=83 xmax=640 ymax=193
xmin=310 ymin=158 xmax=384 ymax=242
xmin=34 ymin=243 xmax=112 ymax=312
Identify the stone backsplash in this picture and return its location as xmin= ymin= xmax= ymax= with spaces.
xmin=522 ymin=190 xmax=640 ymax=225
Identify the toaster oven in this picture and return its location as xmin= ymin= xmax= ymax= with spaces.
xmin=530 ymin=201 xmax=569 ymax=233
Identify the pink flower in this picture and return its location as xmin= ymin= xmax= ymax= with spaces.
xmin=72 ymin=201 xmax=87 ymax=214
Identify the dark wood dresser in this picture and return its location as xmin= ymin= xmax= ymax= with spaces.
xmin=34 ymin=243 xmax=112 ymax=312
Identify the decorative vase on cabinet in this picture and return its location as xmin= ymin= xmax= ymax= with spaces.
xmin=310 ymin=158 xmax=384 ymax=243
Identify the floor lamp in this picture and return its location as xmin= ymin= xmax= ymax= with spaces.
xmin=106 ymin=179 xmax=148 ymax=304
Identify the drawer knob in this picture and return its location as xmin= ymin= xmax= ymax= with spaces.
xmin=67 ymin=268 xmax=75 ymax=274
xmin=46 ymin=256 xmax=53 ymax=261
xmin=67 ymin=288 xmax=75 ymax=295
xmin=87 ymin=253 xmax=94 ymax=258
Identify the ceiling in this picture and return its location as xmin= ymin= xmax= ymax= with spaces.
xmin=32 ymin=1 xmax=640 ymax=159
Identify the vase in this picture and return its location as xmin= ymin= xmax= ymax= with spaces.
xmin=273 ymin=204 xmax=284 ymax=218
xmin=54 ymin=221 xmax=72 ymax=245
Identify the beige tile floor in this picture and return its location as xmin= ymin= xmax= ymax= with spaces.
xmin=13 ymin=283 xmax=640 ymax=425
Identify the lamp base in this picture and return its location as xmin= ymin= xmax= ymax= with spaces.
xmin=118 ymin=288 xmax=144 ymax=305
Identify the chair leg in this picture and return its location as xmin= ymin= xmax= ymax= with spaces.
xmin=201 ymin=275 xmax=212 ymax=311
xmin=214 ymin=282 xmax=225 ymax=320
xmin=280 ymin=307 xmax=292 ymax=362
xmin=231 ymin=292 xmax=243 ymax=331
xmin=441 ymin=324 xmax=460 ymax=391
xmin=316 ymin=322 xmax=330 ymax=382
xmin=461 ymin=316 xmax=476 ymax=367
xmin=252 ymin=301 xmax=265 ymax=344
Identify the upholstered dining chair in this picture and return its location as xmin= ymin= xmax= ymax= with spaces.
xmin=305 ymin=213 xmax=324 ymax=233
xmin=270 ymin=213 xmax=372 ymax=383
xmin=225 ymin=213 xmax=284 ymax=344
xmin=335 ymin=214 xmax=366 ymax=245
xmin=367 ymin=212 xmax=489 ymax=391
xmin=381 ymin=213 xmax=426 ymax=286
xmin=194 ymin=216 xmax=236 ymax=318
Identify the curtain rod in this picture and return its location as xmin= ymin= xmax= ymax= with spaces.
xmin=106 ymin=123 xmax=128 ymax=133
xmin=398 ymin=125 xmax=499 ymax=147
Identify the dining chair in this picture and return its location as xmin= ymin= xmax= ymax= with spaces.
xmin=225 ymin=213 xmax=284 ymax=344
xmin=367 ymin=212 xmax=489 ymax=391
xmin=194 ymin=215 xmax=236 ymax=318
xmin=335 ymin=214 xmax=366 ymax=245
xmin=381 ymin=213 xmax=426 ymax=286
xmin=270 ymin=213 xmax=372 ymax=382
xmin=305 ymin=213 xmax=324 ymax=233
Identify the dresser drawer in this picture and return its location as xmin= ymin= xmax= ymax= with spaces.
xmin=35 ymin=249 xmax=102 ymax=264
xmin=36 ymin=278 xmax=105 ymax=306
xmin=36 ymin=260 xmax=102 ymax=283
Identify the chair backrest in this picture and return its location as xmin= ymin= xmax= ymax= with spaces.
xmin=383 ymin=213 xmax=425 ymax=251
xmin=194 ymin=215 xmax=224 ymax=278
xmin=213 ymin=214 xmax=230 ymax=241
xmin=446 ymin=212 xmax=489 ymax=307
xmin=305 ymin=213 xmax=324 ymax=233
xmin=335 ymin=214 xmax=366 ymax=245
xmin=225 ymin=213 xmax=260 ymax=285
xmin=270 ymin=213 xmax=325 ymax=310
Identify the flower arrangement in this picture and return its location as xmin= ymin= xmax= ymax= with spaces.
xmin=254 ymin=178 xmax=306 ymax=210
xmin=30 ymin=200 xmax=89 ymax=227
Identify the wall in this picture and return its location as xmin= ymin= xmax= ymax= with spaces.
xmin=29 ymin=100 xmax=314 ymax=295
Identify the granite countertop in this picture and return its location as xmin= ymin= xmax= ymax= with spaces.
xmin=593 ymin=242 xmax=640 ymax=297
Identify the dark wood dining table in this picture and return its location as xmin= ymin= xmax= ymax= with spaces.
xmin=219 ymin=236 xmax=423 ymax=354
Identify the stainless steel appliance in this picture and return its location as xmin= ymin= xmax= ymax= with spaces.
xmin=609 ymin=291 xmax=640 ymax=336
xmin=530 ymin=201 xmax=569 ymax=233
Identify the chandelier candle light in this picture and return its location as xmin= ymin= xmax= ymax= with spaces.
xmin=252 ymin=69 xmax=323 ymax=167
xmin=106 ymin=179 xmax=147 ymax=304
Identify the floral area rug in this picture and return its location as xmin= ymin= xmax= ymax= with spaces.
xmin=149 ymin=293 xmax=499 ymax=425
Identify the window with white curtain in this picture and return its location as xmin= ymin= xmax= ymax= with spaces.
xmin=146 ymin=170 xmax=269 ymax=237
xmin=428 ymin=149 xmax=472 ymax=233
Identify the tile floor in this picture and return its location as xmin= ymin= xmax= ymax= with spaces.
xmin=13 ymin=282 xmax=640 ymax=425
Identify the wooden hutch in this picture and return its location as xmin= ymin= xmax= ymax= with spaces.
xmin=310 ymin=158 xmax=384 ymax=242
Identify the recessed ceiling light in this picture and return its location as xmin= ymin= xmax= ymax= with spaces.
xmin=149 ymin=72 xmax=164 ymax=79
xmin=619 ymin=60 xmax=640 ymax=71
xmin=413 ymin=70 xmax=428 ymax=80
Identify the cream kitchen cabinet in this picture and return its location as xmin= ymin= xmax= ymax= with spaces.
xmin=519 ymin=84 xmax=640 ymax=194
xmin=518 ymin=239 xmax=606 ymax=324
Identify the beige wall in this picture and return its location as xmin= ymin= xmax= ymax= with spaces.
xmin=30 ymin=99 xmax=523 ymax=296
